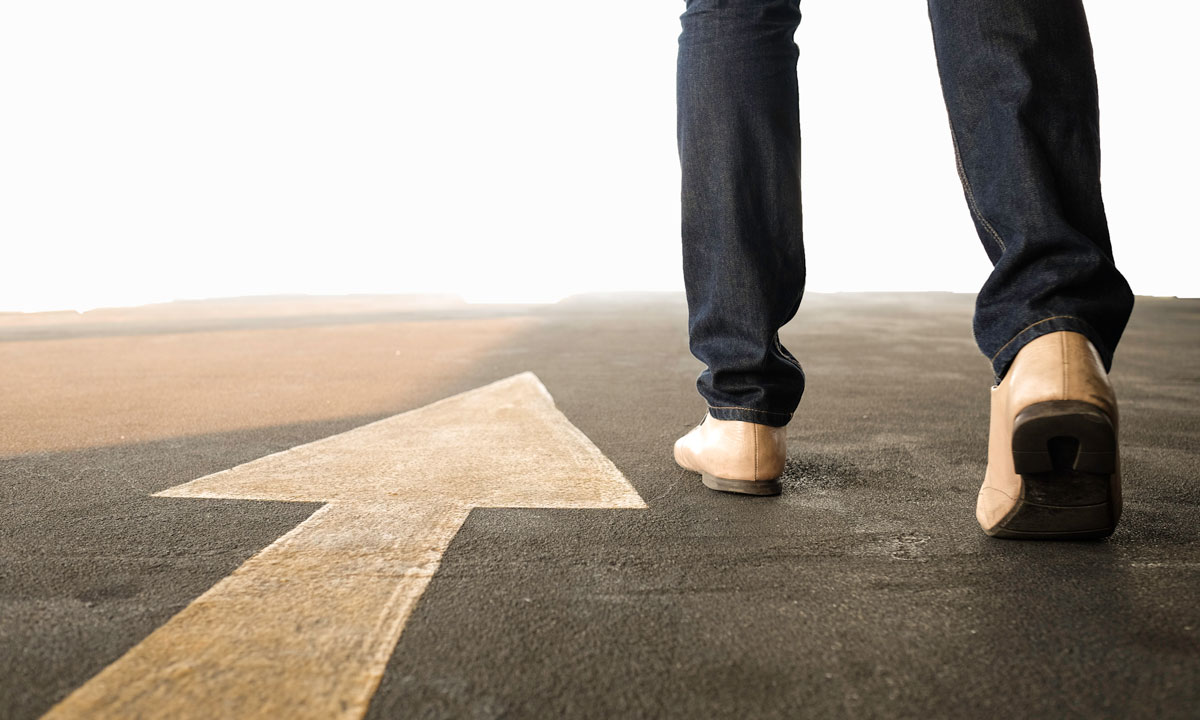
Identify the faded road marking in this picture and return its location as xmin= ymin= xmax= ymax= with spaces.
xmin=42 ymin=372 xmax=646 ymax=719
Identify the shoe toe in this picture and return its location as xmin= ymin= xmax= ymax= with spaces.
xmin=674 ymin=423 xmax=705 ymax=472
xmin=673 ymin=435 xmax=694 ymax=471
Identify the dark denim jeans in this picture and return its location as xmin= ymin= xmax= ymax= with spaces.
xmin=677 ymin=0 xmax=1134 ymax=427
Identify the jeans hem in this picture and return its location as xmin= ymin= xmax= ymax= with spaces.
xmin=990 ymin=315 xmax=1113 ymax=386
xmin=707 ymin=404 xmax=793 ymax=428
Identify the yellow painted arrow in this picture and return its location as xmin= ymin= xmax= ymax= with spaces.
xmin=42 ymin=372 xmax=646 ymax=719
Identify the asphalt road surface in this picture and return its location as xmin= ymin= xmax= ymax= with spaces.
xmin=2 ymin=292 xmax=1197 ymax=719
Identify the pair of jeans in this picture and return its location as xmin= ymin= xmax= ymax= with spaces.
xmin=676 ymin=0 xmax=1135 ymax=427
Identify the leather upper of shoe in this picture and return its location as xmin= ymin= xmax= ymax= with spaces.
xmin=979 ymin=330 xmax=1119 ymax=528
xmin=1004 ymin=330 xmax=1117 ymax=424
xmin=674 ymin=413 xmax=787 ymax=482
xmin=981 ymin=377 xmax=1020 ymax=527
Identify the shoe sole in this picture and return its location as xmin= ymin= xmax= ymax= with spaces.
xmin=701 ymin=472 xmax=782 ymax=496
xmin=988 ymin=400 xmax=1120 ymax=540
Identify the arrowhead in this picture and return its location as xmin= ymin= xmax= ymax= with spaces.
xmin=155 ymin=371 xmax=646 ymax=509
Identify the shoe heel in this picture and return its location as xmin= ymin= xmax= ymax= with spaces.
xmin=1012 ymin=400 xmax=1116 ymax=475
xmin=701 ymin=472 xmax=781 ymax=496
xmin=995 ymin=400 xmax=1119 ymax=539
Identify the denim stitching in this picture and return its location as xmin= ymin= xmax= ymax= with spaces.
xmin=708 ymin=404 xmax=792 ymax=417
xmin=950 ymin=125 xmax=1006 ymax=253
xmin=989 ymin=315 xmax=1080 ymax=362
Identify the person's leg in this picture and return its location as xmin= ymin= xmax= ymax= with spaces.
xmin=925 ymin=0 xmax=1134 ymax=384
xmin=927 ymin=0 xmax=1133 ymax=537
xmin=676 ymin=0 xmax=806 ymax=428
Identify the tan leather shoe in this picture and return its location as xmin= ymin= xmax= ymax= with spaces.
xmin=674 ymin=412 xmax=787 ymax=495
xmin=978 ymin=330 xmax=1121 ymax=539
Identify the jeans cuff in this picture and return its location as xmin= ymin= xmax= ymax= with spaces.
xmin=990 ymin=315 xmax=1113 ymax=386
xmin=707 ymin=404 xmax=793 ymax=428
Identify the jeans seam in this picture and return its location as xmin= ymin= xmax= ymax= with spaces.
xmin=950 ymin=124 xmax=1007 ymax=253
xmin=708 ymin=404 xmax=792 ymax=417
xmin=989 ymin=315 xmax=1081 ymax=363
xmin=774 ymin=335 xmax=803 ymax=374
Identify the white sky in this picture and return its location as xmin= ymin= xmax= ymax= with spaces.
xmin=1 ymin=1 xmax=1195 ymax=312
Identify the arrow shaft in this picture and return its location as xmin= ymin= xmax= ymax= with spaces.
xmin=42 ymin=502 xmax=471 ymax=720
